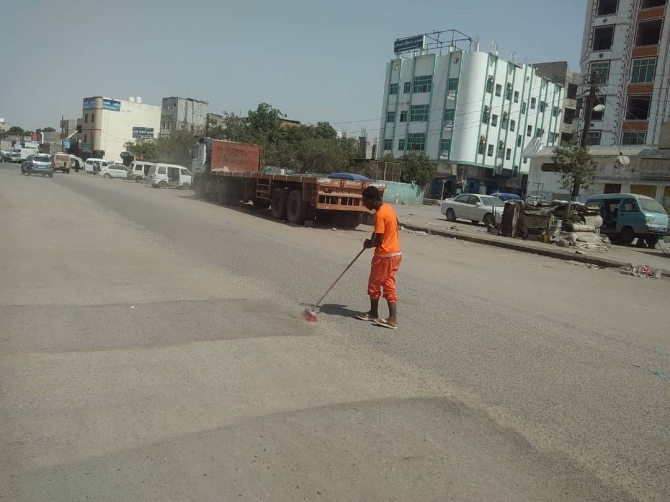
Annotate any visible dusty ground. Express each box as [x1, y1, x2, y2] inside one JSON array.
[[1, 164, 668, 501]]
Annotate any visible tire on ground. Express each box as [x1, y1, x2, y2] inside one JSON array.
[[646, 234, 659, 247], [446, 208, 456, 222], [286, 190, 307, 225], [270, 188, 289, 220], [620, 226, 635, 246], [483, 213, 495, 227], [333, 212, 362, 229]]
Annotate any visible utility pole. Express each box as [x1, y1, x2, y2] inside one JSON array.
[[575, 71, 600, 199]]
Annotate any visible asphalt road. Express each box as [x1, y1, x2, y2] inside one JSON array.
[[1, 163, 668, 501]]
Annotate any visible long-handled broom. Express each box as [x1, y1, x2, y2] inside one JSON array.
[[303, 248, 366, 322]]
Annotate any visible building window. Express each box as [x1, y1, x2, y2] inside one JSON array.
[[506, 84, 513, 100], [482, 106, 490, 124], [389, 83, 398, 95], [441, 139, 451, 152], [84, 114, 88, 123], [514, 91, 519, 103], [587, 131, 602, 145], [400, 111, 407, 122], [486, 76, 494, 93], [517, 135, 522, 147], [501, 112, 509, 128], [383, 139, 392, 151], [539, 101, 546, 112], [631, 58, 656, 83], [407, 133, 426, 151], [530, 98, 536, 109], [495, 84, 502, 97], [413, 75, 433, 93], [398, 138, 405, 150], [444, 109, 455, 122], [410, 104, 429, 122], [552, 106, 560, 117], [491, 114, 499, 127], [403, 82, 411, 93], [592, 96, 606, 121], [506, 148, 512, 160], [626, 95, 651, 120], [536, 128, 544, 137], [636, 19, 662, 46], [590, 61, 610, 84], [386, 111, 396, 123], [527, 125, 532, 137], [622, 131, 647, 145], [510, 119, 516, 132], [523, 157, 528, 164], [521, 101, 527, 114], [497, 141, 505, 159], [593, 25, 615, 51], [83, 134, 87, 143], [487, 144, 494, 157], [641, 0, 667, 7], [91, 114, 94, 123], [478, 138, 486, 155], [597, 0, 618, 16], [448, 78, 459, 91]]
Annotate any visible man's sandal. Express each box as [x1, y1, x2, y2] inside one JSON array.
[[373, 318, 398, 330], [356, 312, 376, 321]]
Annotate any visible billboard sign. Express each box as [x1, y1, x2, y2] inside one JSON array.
[[132, 127, 155, 139], [83, 98, 96, 110], [394, 35, 425, 54], [81, 144, 92, 152], [62, 138, 71, 149], [102, 99, 121, 111]]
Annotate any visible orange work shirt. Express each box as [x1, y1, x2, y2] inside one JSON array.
[[373, 203, 401, 257]]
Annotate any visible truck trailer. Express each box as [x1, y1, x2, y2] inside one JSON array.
[[191, 138, 384, 229]]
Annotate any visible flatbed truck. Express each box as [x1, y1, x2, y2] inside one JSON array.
[[191, 138, 384, 228]]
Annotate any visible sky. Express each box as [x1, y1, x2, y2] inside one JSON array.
[[0, 0, 587, 137]]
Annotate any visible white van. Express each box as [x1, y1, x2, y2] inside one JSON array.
[[148, 163, 192, 189], [84, 158, 113, 174], [129, 161, 156, 182]]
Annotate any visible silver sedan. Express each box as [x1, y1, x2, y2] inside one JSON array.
[[441, 194, 505, 226]]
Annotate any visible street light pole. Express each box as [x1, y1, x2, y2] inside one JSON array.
[[575, 71, 600, 200]]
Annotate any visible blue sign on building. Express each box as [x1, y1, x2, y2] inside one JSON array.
[[132, 127, 155, 139], [102, 99, 121, 111], [394, 35, 425, 54], [83, 98, 96, 110], [62, 138, 71, 149]]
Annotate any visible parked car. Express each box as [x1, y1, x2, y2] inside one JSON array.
[[148, 163, 192, 189], [127, 161, 156, 182], [52, 153, 72, 173], [21, 154, 54, 177], [492, 191, 521, 202], [99, 164, 129, 179], [10, 151, 22, 163], [84, 158, 113, 174], [70, 155, 84, 172], [585, 193, 668, 247], [441, 193, 505, 226]]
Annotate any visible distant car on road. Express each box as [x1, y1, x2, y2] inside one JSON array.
[[441, 194, 505, 226], [99, 164, 129, 179], [10, 152, 22, 163], [21, 154, 54, 177]]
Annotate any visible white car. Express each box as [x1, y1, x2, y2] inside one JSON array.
[[441, 193, 505, 226], [99, 164, 129, 179]]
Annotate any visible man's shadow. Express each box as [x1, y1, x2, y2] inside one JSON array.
[[300, 303, 359, 319]]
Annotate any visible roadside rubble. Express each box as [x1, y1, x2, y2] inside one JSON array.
[[619, 263, 663, 279]]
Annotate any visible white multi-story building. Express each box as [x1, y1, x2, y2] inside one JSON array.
[[79, 96, 161, 160], [580, 0, 670, 146], [160, 97, 209, 137], [379, 37, 565, 197]]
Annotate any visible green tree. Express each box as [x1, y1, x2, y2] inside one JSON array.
[[124, 139, 158, 160], [155, 126, 203, 166], [247, 103, 284, 144], [221, 113, 251, 143], [380, 153, 396, 162], [552, 145, 597, 199], [398, 151, 435, 187], [42, 127, 56, 132], [7, 126, 24, 136]]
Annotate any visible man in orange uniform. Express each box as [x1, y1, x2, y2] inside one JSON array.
[[357, 186, 401, 329]]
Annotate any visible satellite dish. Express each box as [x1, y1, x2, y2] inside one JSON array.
[[617, 155, 630, 166]]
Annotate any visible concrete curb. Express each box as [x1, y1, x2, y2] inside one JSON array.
[[400, 222, 670, 278]]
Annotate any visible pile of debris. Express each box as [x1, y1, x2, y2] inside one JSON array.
[[500, 200, 610, 252]]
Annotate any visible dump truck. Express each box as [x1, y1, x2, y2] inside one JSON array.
[[191, 138, 384, 228]]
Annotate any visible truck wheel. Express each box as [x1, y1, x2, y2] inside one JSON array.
[[333, 212, 362, 229], [286, 190, 307, 225], [270, 188, 289, 220], [252, 197, 271, 209]]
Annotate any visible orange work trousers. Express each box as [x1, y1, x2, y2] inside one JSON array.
[[367, 255, 402, 303]]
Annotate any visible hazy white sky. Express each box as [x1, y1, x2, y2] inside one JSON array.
[[0, 0, 586, 134]]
